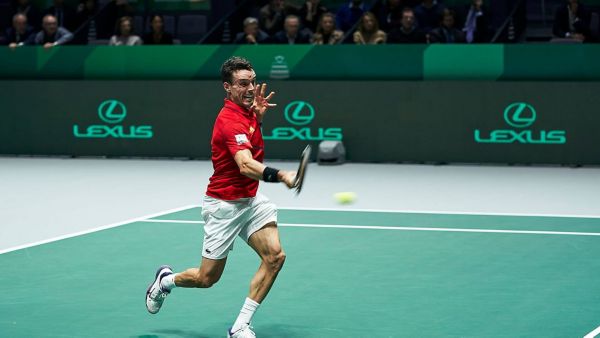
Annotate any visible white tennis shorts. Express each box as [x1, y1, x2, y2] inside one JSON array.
[[201, 193, 277, 260]]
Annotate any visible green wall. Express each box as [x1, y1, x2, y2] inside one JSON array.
[[1, 44, 600, 81], [2, 80, 599, 165]]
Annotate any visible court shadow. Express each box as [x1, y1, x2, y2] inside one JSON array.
[[136, 329, 211, 338], [255, 324, 309, 338]]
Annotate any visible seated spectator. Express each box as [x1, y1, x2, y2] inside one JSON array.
[[387, 7, 426, 43], [234, 17, 270, 44], [311, 12, 343, 44], [553, 0, 591, 42], [10, 0, 42, 30], [272, 15, 311, 44], [32, 14, 73, 48], [429, 9, 466, 43], [336, 0, 366, 32], [143, 14, 174, 45], [414, 0, 446, 33], [3, 13, 34, 48], [461, 0, 491, 43], [298, 0, 328, 33], [43, 0, 76, 31], [259, 0, 298, 35], [109, 16, 141, 45], [353, 12, 386, 44]]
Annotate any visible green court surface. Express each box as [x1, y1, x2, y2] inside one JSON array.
[[2, 207, 600, 337]]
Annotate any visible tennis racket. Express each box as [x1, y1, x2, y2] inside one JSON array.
[[293, 145, 311, 194]]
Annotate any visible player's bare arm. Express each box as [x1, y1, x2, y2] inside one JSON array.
[[234, 149, 296, 188]]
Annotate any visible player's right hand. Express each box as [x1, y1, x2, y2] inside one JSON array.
[[278, 170, 297, 189]]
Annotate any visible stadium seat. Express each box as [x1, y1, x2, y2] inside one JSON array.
[[133, 15, 144, 35], [177, 14, 207, 44]]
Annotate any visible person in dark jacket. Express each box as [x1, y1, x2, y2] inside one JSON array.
[[553, 0, 591, 41], [387, 7, 426, 43], [272, 15, 311, 44], [143, 14, 174, 44], [430, 9, 466, 43], [2, 13, 34, 47], [234, 17, 270, 44]]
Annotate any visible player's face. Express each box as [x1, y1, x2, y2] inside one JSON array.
[[226, 69, 257, 109]]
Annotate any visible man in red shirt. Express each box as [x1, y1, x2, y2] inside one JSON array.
[[145, 57, 296, 338]]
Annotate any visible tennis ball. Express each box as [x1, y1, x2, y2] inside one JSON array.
[[333, 192, 357, 204]]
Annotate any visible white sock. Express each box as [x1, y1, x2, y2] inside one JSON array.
[[231, 297, 260, 332], [160, 273, 177, 292]]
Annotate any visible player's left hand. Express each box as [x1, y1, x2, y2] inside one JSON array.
[[252, 83, 276, 120]]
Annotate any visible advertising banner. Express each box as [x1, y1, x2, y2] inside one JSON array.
[[1, 81, 599, 165]]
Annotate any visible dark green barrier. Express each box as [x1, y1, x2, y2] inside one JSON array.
[[2, 45, 600, 80], [1, 80, 599, 165]]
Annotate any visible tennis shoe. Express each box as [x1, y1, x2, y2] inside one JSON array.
[[227, 324, 256, 338], [145, 265, 173, 314]]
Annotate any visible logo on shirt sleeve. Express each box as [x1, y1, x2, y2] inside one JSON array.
[[235, 134, 249, 145]]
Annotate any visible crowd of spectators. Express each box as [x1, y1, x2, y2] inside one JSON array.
[[236, 0, 494, 44], [1, 0, 598, 47], [0, 0, 177, 47]]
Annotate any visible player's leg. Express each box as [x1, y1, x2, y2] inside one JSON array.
[[147, 196, 242, 315], [228, 193, 283, 337], [174, 256, 227, 288], [228, 222, 285, 337], [246, 223, 286, 303], [146, 257, 227, 314]]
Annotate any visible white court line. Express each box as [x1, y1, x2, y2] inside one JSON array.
[[0, 205, 198, 255], [278, 206, 600, 219], [178, 205, 600, 219], [141, 219, 600, 237], [584, 325, 600, 338]]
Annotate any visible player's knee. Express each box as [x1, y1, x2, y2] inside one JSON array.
[[266, 250, 286, 273]]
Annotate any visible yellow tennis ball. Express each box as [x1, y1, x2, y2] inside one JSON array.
[[333, 192, 357, 204]]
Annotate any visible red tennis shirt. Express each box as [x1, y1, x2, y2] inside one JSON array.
[[206, 99, 264, 200]]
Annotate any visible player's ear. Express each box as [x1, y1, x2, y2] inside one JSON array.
[[223, 82, 231, 93]]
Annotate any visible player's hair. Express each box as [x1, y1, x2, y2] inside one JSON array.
[[221, 56, 254, 84]]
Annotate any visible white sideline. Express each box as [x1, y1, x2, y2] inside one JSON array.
[[0, 205, 198, 255], [181, 205, 600, 219], [584, 325, 600, 338], [141, 219, 600, 237]]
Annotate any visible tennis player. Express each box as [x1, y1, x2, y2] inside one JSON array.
[[145, 56, 297, 338]]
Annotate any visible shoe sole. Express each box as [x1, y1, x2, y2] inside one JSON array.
[[145, 264, 172, 314]]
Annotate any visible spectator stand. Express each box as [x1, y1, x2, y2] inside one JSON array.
[[67, 0, 211, 44], [131, 0, 210, 44], [200, 0, 376, 44]]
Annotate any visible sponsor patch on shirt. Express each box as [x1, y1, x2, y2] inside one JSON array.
[[235, 134, 249, 145]]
